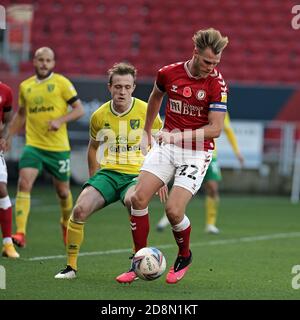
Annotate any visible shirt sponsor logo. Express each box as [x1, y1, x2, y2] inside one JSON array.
[[182, 102, 202, 116], [169, 99, 182, 114], [196, 90, 206, 100], [169, 99, 202, 117], [29, 106, 55, 113]]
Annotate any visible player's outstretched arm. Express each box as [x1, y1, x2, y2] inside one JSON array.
[[224, 125, 244, 166], [48, 99, 85, 131], [0, 109, 13, 152], [200, 111, 226, 140], [141, 84, 164, 155], [87, 138, 100, 177], [8, 106, 26, 137]]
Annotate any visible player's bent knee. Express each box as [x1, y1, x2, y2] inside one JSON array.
[[72, 204, 88, 222], [123, 198, 132, 210], [56, 189, 70, 199], [165, 205, 183, 224], [0, 184, 8, 198], [131, 191, 148, 209], [18, 178, 33, 192]]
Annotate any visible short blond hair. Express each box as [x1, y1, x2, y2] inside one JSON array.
[[34, 47, 55, 59], [192, 28, 229, 54], [108, 62, 137, 85]]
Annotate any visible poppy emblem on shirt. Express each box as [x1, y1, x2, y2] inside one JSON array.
[[183, 87, 192, 98], [196, 90, 206, 100]]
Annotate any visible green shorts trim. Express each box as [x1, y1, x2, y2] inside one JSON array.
[[83, 169, 138, 206], [19, 145, 71, 182], [203, 157, 222, 182]]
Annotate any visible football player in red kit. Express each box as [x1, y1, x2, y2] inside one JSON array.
[[0, 82, 19, 258], [116, 28, 229, 284]]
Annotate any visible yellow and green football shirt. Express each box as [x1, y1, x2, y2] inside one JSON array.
[[90, 97, 163, 175], [18, 73, 78, 151]]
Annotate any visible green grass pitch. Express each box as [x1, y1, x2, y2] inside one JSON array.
[[1, 185, 299, 300]]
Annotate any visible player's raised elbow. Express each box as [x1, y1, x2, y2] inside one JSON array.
[[77, 104, 85, 118], [72, 100, 85, 119]]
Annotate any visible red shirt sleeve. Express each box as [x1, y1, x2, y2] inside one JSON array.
[[209, 70, 228, 112], [4, 85, 13, 109], [156, 67, 167, 92]]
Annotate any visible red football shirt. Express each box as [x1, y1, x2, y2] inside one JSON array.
[[0, 82, 13, 121], [156, 61, 228, 151]]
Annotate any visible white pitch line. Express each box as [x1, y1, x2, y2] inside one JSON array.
[[27, 232, 300, 262]]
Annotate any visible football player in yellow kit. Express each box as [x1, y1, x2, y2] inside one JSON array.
[[9, 47, 84, 248], [55, 62, 162, 279]]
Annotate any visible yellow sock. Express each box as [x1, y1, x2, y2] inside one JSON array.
[[59, 191, 73, 228], [67, 219, 84, 270], [15, 191, 31, 234], [205, 196, 219, 226]]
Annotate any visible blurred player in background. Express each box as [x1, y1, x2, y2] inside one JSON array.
[[55, 62, 162, 279], [116, 28, 229, 284], [156, 112, 244, 234], [8, 47, 84, 248], [0, 82, 19, 258]]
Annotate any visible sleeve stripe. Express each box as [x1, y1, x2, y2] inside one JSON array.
[[67, 95, 79, 105], [210, 101, 227, 106], [209, 108, 227, 112], [209, 104, 227, 110]]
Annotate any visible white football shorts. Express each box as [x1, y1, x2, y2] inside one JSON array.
[[141, 143, 212, 195], [0, 152, 8, 183]]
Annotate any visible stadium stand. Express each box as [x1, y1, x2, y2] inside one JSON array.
[[0, 59, 11, 72], [1, 0, 299, 83]]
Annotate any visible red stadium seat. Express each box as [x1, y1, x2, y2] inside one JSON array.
[[4, 0, 298, 82], [19, 61, 33, 74], [0, 59, 11, 72]]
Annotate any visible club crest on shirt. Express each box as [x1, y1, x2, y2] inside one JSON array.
[[47, 84, 55, 92], [130, 119, 140, 129], [183, 86, 192, 98], [196, 90, 206, 100]]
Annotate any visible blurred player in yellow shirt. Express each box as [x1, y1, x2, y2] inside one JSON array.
[[9, 47, 84, 248], [156, 112, 244, 234], [55, 62, 162, 279], [203, 112, 244, 233]]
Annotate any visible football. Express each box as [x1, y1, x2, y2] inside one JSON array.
[[132, 247, 166, 281]]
